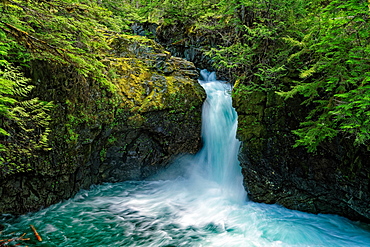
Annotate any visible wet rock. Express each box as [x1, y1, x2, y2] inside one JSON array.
[[234, 88, 370, 222]]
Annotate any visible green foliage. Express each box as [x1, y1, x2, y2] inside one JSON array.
[[100, 0, 141, 31], [278, 0, 370, 151], [157, 0, 217, 25], [102, 0, 219, 26], [0, 65, 53, 175], [0, 0, 117, 78], [331, 84, 370, 145], [0, 0, 122, 175], [165, 0, 370, 151], [0, 27, 30, 67], [201, 0, 304, 89]]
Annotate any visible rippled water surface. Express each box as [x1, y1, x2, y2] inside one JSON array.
[[2, 180, 370, 246], [2, 71, 370, 246]]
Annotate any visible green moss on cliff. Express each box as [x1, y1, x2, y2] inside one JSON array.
[[104, 34, 205, 126], [232, 84, 266, 142]]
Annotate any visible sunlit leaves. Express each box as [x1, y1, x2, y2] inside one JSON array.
[[0, 65, 53, 176]]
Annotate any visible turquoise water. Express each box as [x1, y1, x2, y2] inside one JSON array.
[[2, 71, 370, 246]]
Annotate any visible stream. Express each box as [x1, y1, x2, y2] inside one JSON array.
[[2, 70, 370, 246]]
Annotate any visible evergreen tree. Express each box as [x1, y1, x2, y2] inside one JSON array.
[[0, 0, 117, 77], [279, 0, 370, 151]]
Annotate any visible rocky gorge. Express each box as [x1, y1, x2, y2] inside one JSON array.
[[1, 19, 369, 226]]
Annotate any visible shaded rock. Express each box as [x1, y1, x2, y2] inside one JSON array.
[[234, 88, 370, 222], [134, 22, 218, 72]]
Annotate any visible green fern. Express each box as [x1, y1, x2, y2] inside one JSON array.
[[0, 65, 53, 176]]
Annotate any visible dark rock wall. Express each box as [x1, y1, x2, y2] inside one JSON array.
[[234, 88, 370, 222], [132, 22, 218, 73], [0, 34, 205, 215]]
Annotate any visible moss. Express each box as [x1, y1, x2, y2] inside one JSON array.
[[233, 84, 268, 142], [107, 136, 118, 144], [100, 148, 107, 162], [127, 114, 146, 128], [238, 115, 265, 143], [106, 35, 205, 114]]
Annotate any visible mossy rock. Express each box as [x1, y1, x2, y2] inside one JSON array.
[[0, 33, 206, 215]]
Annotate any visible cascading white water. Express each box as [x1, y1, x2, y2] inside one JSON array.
[[190, 69, 246, 204], [2, 70, 370, 246]]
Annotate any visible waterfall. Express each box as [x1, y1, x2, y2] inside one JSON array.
[[3, 70, 370, 247], [191, 69, 246, 204]]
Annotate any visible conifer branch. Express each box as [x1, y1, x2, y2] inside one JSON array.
[[0, 20, 67, 59]]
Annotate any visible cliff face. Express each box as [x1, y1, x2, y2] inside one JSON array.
[[233, 88, 370, 222], [0, 34, 205, 214]]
